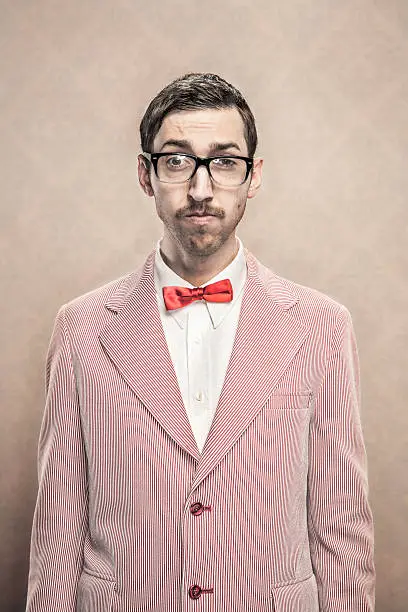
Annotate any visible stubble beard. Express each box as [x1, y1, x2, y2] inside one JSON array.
[[176, 224, 227, 258], [164, 203, 246, 259]]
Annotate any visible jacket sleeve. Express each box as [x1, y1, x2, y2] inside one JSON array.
[[307, 306, 375, 611], [26, 305, 88, 611]]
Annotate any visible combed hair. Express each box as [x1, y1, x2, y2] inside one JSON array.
[[139, 72, 258, 157]]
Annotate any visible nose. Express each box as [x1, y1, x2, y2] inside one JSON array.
[[188, 165, 214, 202]]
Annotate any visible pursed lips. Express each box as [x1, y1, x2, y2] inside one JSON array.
[[185, 212, 215, 217], [183, 213, 218, 224]]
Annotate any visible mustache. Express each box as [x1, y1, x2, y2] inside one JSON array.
[[177, 204, 224, 218]]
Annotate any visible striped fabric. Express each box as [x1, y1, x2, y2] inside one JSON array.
[[26, 247, 375, 611]]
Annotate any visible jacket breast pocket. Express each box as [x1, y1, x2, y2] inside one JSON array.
[[260, 392, 313, 451], [263, 391, 313, 411], [270, 574, 319, 611], [76, 570, 116, 612]]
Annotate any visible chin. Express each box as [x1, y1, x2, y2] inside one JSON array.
[[184, 234, 226, 257]]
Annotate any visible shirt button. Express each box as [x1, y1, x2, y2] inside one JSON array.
[[190, 502, 204, 516], [194, 337, 201, 344], [195, 391, 203, 402], [188, 585, 202, 600]]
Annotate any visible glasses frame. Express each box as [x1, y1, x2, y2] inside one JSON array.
[[142, 151, 254, 186]]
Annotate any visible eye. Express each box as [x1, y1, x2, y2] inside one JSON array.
[[165, 155, 191, 169], [212, 157, 237, 169]]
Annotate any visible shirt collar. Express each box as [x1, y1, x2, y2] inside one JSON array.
[[154, 236, 247, 329]]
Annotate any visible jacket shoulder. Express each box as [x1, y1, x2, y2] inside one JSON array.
[[255, 258, 351, 323], [59, 252, 150, 329], [63, 272, 134, 315]]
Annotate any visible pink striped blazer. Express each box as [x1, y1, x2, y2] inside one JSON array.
[[26, 247, 375, 611]]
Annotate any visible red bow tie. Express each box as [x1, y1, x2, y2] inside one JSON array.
[[163, 279, 233, 311]]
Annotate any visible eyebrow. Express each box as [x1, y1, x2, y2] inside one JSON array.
[[159, 139, 242, 154]]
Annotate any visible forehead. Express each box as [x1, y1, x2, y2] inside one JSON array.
[[153, 107, 247, 154]]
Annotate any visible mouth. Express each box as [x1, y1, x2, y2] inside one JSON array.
[[183, 214, 217, 224], [185, 212, 215, 217]]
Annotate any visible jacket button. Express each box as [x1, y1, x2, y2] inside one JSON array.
[[188, 584, 202, 599], [190, 502, 204, 516]]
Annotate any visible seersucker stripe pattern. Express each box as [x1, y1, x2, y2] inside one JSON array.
[[26, 247, 375, 611]]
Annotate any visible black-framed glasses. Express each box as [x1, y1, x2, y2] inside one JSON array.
[[142, 152, 253, 187]]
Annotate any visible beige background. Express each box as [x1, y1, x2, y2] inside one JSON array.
[[1, 1, 407, 610]]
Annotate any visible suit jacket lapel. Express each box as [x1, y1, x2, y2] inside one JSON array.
[[99, 247, 310, 479], [99, 250, 200, 461], [190, 250, 310, 491]]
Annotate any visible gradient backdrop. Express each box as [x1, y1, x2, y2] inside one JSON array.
[[1, 1, 407, 610]]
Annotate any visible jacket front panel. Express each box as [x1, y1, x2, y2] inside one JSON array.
[[26, 248, 375, 612]]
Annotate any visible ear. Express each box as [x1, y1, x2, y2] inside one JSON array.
[[247, 157, 263, 199], [137, 154, 154, 197]]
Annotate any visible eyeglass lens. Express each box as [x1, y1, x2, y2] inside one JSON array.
[[156, 154, 247, 186]]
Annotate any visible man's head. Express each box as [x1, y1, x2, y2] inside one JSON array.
[[138, 73, 263, 260]]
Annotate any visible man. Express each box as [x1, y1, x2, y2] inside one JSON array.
[[26, 72, 375, 611]]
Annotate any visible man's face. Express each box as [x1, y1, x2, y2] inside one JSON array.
[[138, 107, 262, 258]]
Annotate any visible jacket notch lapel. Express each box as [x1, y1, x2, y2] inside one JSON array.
[[191, 251, 310, 491], [99, 251, 200, 461]]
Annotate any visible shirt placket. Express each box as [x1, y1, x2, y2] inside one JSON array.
[[186, 304, 210, 452]]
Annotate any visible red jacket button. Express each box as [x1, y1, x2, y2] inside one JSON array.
[[189, 584, 202, 599], [190, 502, 204, 516]]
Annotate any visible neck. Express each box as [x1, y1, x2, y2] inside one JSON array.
[[160, 234, 239, 287]]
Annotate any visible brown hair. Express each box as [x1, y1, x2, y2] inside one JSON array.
[[139, 72, 258, 157]]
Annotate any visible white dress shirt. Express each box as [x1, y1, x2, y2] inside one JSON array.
[[154, 236, 248, 452]]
